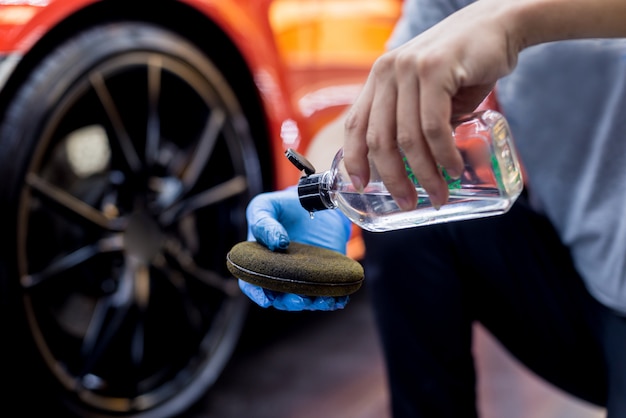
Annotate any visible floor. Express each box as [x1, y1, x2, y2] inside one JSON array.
[[185, 288, 606, 418]]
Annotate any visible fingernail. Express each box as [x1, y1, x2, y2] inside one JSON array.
[[350, 175, 364, 193], [276, 232, 289, 250], [429, 190, 445, 210], [396, 196, 416, 211], [260, 227, 289, 251], [447, 169, 462, 180]]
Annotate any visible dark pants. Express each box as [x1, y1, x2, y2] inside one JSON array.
[[362, 194, 626, 418]]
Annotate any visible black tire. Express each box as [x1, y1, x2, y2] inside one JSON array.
[[0, 22, 262, 418]]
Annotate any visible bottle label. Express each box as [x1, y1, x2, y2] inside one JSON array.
[[398, 112, 522, 205], [404, 157, 461, 203], [491, 118, 521, 194], [404, 157, 461, 189]]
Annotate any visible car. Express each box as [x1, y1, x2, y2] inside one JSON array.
[[0, 1, 401, 416]]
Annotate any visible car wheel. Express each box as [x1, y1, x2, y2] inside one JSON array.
[[0, 22, 262, 417]]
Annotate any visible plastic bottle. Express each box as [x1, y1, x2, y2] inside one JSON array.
[[286, 110, 524, 232]]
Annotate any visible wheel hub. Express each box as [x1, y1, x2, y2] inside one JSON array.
[[124, 212, 164, 262]]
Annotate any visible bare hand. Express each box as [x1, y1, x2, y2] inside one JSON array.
[[343, 1, 520, 210]]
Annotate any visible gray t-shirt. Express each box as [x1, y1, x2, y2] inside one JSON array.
[[389, 0, 626, 315]]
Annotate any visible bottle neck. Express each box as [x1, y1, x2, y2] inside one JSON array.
[[297, 171, 335, 212]]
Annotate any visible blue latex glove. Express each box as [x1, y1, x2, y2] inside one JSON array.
[[238, 186, 353, 311]]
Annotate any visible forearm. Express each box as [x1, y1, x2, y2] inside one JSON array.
[[490, 0, 626, 52]]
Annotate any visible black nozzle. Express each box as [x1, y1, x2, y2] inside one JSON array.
[[284, 148, 331, 212], [285, 148, 316, 176], [297, 173, 328, 212]]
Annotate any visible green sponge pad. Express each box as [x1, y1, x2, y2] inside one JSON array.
[[226, 241, 364, 297]]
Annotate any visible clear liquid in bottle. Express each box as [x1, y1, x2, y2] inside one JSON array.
[[288, 110, 524, 232]]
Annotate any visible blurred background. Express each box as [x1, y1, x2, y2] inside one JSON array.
[[182, 287, 605, 418]]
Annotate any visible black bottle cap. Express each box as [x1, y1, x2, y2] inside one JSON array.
[[297, 173, 328, 212], [285, 148, 332, 212], [285, 148, 316, 176]]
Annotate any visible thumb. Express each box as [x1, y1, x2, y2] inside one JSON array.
[[246, 191, 292, 251], [249, 217, 289, 251]]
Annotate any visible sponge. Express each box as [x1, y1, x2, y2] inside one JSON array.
[[226, 241, 364, 297]]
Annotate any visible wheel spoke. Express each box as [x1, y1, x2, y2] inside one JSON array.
[[21, 234, 124, 289], [152, 254, 204, 331], [79, 295, 126, 380], [79, 257, 141, 380], [146, 56, 162, 166], [90, 71, 142, 173], [180, 109, 225, 192], [128, 263, 150, 370], [163, 238, 239, 296], [26, 173, 126, 231], [159, 175, 248, 226], [130, 316, 145, 372]]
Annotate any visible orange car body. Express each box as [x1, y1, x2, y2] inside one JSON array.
[[0, 0, 400, 187], [0, 0, 400, 258]]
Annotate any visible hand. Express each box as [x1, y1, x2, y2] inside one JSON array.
[[237, 281, 349, 311], [239, 187, 352, 311], [343, 0, 522, 211]]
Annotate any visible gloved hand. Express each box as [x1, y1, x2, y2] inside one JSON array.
[[238, 186, 353, 311]]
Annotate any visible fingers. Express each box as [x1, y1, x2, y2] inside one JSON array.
[[345, 56, 419, 211], [418, 63, 464, 181], [272, 294, 348, 311], [345, 47, 461, 210], [395, 52, 449, 209], [343, 76, 374, 193], [238, 280, 272, 308], [246, 194, 290, 251], [250, 218, 289, 251], [413, 60, 465, 207], [368, 56, 420, 210], [238, 280, 349, 311]]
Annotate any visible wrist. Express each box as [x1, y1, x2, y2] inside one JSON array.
[[504, 0, 626, 51]]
